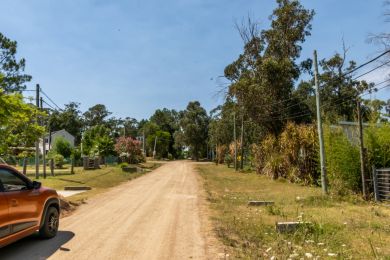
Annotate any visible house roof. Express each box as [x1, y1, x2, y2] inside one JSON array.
[[45, 129, 75, 138]]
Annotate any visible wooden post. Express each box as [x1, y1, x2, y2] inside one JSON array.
[[50, 158, 55, 176], [22, 158, 27, 175], [240, 114, 244, 170], [71, 158, 74, 174], [357, 100, 367, 199], [35, 84, 40, 179], [372, 165, 379, 202]]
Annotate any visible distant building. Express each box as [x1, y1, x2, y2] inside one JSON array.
[[39, 129, 75, 154], [332, 121, 380, 145]]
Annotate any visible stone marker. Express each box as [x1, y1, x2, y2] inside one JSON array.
[[248, 201, 275, 206], [64, 186, 92, 191], [276, 221, 311, 233], [122, 166, 139, 173]]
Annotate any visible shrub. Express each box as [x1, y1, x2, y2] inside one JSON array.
[[216, 144, 228, 164], [365, 123, 390, 169], [52, 137, 72, 158], [324, 125, 361, 193], [253, 123, 318, 184], [167, 153, 173, 160], [71, 148, 81, 161], [118, 162, 129, 169], [229, 140, 242, 164], [114, 137, 145, 164], [224, 154, 233, 167], [53, 154, 65, 169]]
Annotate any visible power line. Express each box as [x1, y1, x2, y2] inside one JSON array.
[[342, 49, 390, 77], [40, 89, 62, 110], [42, 99, 56, 110], [352, 60, 390, 80], [262, 80, 390, 122]]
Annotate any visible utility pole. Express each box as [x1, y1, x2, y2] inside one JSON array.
[[233, 111, 237, 171], [143, 131, 146, 155], [40, 97, 47, 179], [153, 136, 157, 159], [313, 50, 328, 194], [357, 99, 367, 199], [240, 114, 244, 170], [35, 84, 40, 179]]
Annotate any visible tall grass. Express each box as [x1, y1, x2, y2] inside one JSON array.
[[365, 123, 390, 169], [324, 125, 361, 194]]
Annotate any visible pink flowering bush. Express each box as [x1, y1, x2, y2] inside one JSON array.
[[114, 137, 145, 164]]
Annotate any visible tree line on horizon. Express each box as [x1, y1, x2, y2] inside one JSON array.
[[1, 0, 390, 195]]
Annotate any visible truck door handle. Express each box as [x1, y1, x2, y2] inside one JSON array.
[[10, 199, 18, 207]]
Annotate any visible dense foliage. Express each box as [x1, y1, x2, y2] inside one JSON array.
[[114, 136, 145, 164]]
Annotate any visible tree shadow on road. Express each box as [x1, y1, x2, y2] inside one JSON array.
[[0, 231, 75, 259]]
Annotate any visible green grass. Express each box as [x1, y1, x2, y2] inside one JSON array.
[[15, 162, 161, 203], [198, 164, 390, 259]]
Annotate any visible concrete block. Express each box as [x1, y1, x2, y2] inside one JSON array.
[[64, 186, 92, 191], [248, 201, 275, 206], [276, 221, 311, 233]]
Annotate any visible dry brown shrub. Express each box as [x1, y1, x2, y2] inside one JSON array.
[[252, 122, 319, 184], [216, 144, 228, 164]]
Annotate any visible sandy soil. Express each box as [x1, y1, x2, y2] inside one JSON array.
[[1, 161, 220, 260]]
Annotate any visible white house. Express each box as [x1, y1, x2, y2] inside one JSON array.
[[39, 129, 75, 154]]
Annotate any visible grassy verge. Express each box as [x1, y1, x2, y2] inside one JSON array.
[[15, 161, 161, 203], [198, 164, 390, 259]]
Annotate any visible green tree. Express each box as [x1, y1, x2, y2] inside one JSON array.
[[81, 125, 114, 157], [0, 89, 45, 155], [83, 104, 112, 128], [224, 0, 315, 136], [48, 102, 84, 144], [96, 135, 115, 159], [149, 108, 180, 157], [138, 121, 160, 155], [176, 101, 209, 161], [52, 136, 72, 158], [0, 33, 32, 92], [147, 130, 171, 158]]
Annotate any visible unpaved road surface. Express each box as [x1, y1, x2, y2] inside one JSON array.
[[1, 161, 218, 260]]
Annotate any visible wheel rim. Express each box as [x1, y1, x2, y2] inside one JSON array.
[[48, 213, 59, 233]]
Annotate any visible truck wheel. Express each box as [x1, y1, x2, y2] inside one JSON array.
[[39, 207, 59, 239]]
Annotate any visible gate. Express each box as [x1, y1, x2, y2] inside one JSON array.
[[372, 166, 390, 202]]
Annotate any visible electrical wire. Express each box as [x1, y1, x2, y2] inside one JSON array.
[[352, 60, 390, 80], [40, 89, 62, 110], [261, 80, 390, 122], [42, 99, 56, 110], [342, 49, 390, 77]]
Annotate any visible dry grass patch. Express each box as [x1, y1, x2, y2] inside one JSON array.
[[198, 164, 390, 259]]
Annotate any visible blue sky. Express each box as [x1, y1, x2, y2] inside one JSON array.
[[0, 0, 389, 119]]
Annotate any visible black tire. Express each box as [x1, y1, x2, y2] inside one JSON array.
[[39, 207, 59, 239]]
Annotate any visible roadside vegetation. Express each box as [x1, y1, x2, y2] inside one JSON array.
[[16, 162, 160, 204], [198, 164, 390, 259]]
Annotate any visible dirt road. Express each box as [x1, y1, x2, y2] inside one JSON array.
[[1, 161, 219, 260]]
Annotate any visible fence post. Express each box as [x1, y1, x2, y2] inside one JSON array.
[[50, 159, 55, 176], [372, 165, 379, 202], [22, 158, 27, 175], [71, 158, 74, 174]]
